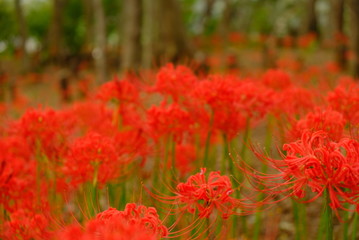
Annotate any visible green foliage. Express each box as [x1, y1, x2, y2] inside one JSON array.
[[63, 0, 85, 53], [103, 0, 121, 35], [0, 1, 15, 43], [249, 1, 276, 34], [26, 1, 51, 41]]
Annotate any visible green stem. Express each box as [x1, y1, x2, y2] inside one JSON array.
[[240, 118, 251, 161], [253, 115, 272, 240], [300, 204, 307, 239], [317, 204, 326, 240], [92, 165, 99, 187], [237, 118, 251, 237], [292, 200, 302, 240], [324, 189, 333, 240], [203, 113, 214, 168], [120, 181, 127, 209], [352, 212, 358, 240], [85, 183, 99, 218], [207, 216, 214, 240], [171, 135, 177, 178], [203, 129, 212, 167], [222, 133, 229, 173], [343, 203, 350, 240]]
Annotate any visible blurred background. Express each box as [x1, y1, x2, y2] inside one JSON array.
[[0, 0, 359, 105]]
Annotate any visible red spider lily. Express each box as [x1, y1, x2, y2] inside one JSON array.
[[287, 108, 346, 142], [12, 108, 75, 160], [146, 101, 193, 142], [63, 132, 128, 187], [149, 63, 198, 102], [242, 130, 359, 217], [0, 137, 35, 212], [327, 77, 359, 125], [190, 75, 272, 139], [262, 69, 292, 91], [96, 75, 139, 105], [297, 33, 317, 48], [1, 209, 51, 240], [175, 143, 196, 177], [270, 86, 314, 119], [57, 204, 167, 240], [69, 101, 116, 136], [150, 168, 240, 220], [114, 128, 149, 162], [115, 104, 145, 129]]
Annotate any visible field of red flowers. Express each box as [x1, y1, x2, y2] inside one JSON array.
[[1, 59, 359, 239]]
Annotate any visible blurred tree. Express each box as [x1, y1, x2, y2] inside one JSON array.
[[305, 0, 320, 37], [63, 0, 85, 55], [82, 0, 93, 52], [48, 0, 66, 63], [142, 0, 192, 68], [121, 0, 142, 73], [156, 0, 192, 63], [0, 1, 15, 54], [26, 2, 51, 45], [14, 0, 29, 72], [350, 0, 359, 77], [92, 0, 107, 83], [332, 0, 347, 70], [142, 0, 156, 68]]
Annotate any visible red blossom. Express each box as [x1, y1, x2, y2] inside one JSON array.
[[191, 75, 272, 139], [327, 77, 359, 125], [1, 209, 51, 240], [57, 204, 167, 240], [149, 63, 198, 102], [96, 75, 139, 104], [244, 130, 359, 217], [12, 108, 74, 160], [146, 101, 193, 142], [287, 108, 346, 142], [63, 132, 125, 187], [150, 168, 239, 220], [262, 69, 292, 91]]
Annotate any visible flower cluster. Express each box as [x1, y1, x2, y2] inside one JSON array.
[[58, 204, 168, 240]]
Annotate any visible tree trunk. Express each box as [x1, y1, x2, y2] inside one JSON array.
[[306, 0, 320, 37], [48, 0, 65, 64], [350, 0, 359, 78], [332, 0, 347, 70], [121, 0, 142, 73], [92, 0, 107, 84], [201, 0, 215, 32], [82, 0, 93, 53], [218, 0, 233, 70], [14, 0, 29, 72], [142, 0, 157, 68], [156, 0, 192, 64]]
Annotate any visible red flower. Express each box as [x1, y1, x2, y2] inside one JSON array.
[[63, 132, 125, 187], [96, 75, 139, 104], [244, 130, 359, 217], [69, 101, 115, 136], [151, 168, 239, 220], [146, 101, 193, 142], [262, 69, 292, 91], [191, 75, 272, 139], [327, 77, 359, 125], [287, 108, 346, 142], [12, 108, 75, 160], [2, 209, 51, 240], [175, 143, 196, 177], [270, 86, 314, 119], [150, 63, 198, 102], [57, 204, 167, 240]]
